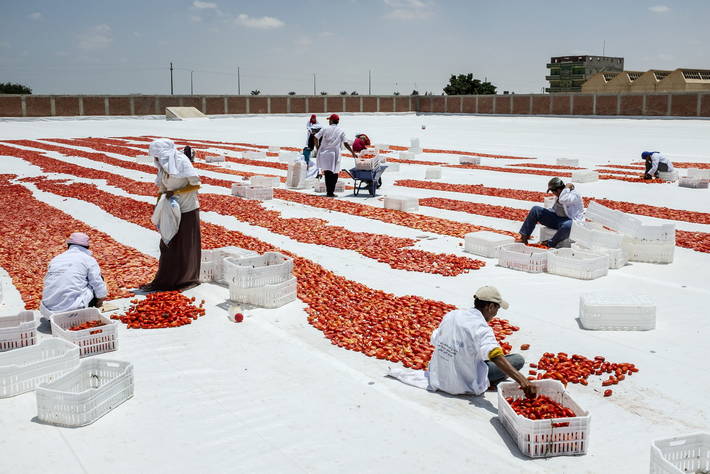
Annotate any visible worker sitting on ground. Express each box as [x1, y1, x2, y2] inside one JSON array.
[[428, 286, 536, 398], [352, 133, 371, 155], [518, 177, 584, 248], [41, 232, 107, 314], [642, 151, 674, 179]]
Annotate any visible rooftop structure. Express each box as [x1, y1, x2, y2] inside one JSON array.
[[546, 55, 624, 93], [581, 68, 710, 93]]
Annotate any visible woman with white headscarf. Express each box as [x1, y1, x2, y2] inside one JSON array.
[[140, 138, 202, 291]]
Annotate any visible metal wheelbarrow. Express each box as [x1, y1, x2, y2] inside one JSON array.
[[345, 165, 388, 196]]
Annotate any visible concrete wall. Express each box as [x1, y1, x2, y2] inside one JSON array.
[[1, 93, 709, 118]]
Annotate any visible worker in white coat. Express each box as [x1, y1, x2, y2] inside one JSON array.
[[41, 232, 107, 313], [642, 151, 674, 179], [314, 114, 357, 197], [518, 177, 584, 248], [428, 286, 535, 398]]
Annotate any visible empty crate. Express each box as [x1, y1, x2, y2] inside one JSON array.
[[571, 170, 598, 183], [268, 146, 280, 153], [570, 221, 624, 249], [498, 243, 549, 273], [657, 170, 679, 182], [464, 231, 515, 258], [213, 247, 258, 284], [0, 339, 80, 398], [224, 252, 294, 289], [36, 359, 134, 427], [314, 180, 345, 193], [623, 237, 675, 264], [498, 380, 590, 458], [579, 291, 655, 330], [571, 243, 628, 269], [250, 175, 281, 188], [425, 167, 442, 179], [0, 311, 38, 352], [286, 160, 307, 189], [200, 249, 217, 282], [538, 226, 557, 242], [399, 151, 414, 160], [650, 433, 710, 474], [386, 163, 400, 173], [678, 177, 708, 189], [135, 155, 154, 165], [50, 308, 118, 358], [231, 183, 274, 200], [556, 158, 579, 167], [459, 156, 481, 165], [245, 150, 267, 160], [547, 248, 609, 280], [355, 156, 383, 170], [228, 276, 297, 309], [204, 155, 225, 163], [384, 195, 419, 212], [686, 168, 710, 181], [543, 196, 556, 209]]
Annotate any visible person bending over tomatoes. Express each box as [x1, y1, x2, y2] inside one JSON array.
[[641, 151, 674, 179], [428, 286, 536, 398]]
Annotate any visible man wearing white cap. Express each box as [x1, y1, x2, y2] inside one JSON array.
[[41, 232, 108, 313], [427, 286, 535, 398]]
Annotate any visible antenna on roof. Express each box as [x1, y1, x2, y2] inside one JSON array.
[[602, 40, 606, 56]]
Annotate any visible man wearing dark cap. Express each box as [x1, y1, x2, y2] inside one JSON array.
[[641, 151, 673, 179], [314, 114, 357, 197], [518, 177, 584, 248]]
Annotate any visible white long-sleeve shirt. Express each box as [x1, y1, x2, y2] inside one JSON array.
[[427, 308, 500, 395], [557, 188, 585, 222], [648, 152, 674, 176], [315, 124, 350, 173], [41, 245, 108, 313]]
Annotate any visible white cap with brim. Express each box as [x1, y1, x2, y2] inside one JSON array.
[[474, 286, 509, 310]]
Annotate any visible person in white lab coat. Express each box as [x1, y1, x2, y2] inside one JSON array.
[[314, 114, 357, 197], [41, 232, 108, 313], [642, 151, 674, 179], [428, 286, 535, 398], [518, 177, 584, 248]]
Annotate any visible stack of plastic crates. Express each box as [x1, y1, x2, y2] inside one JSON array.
[[201, 247, 258, 285], [36, 359, 133, 427], [556, 158, 579, 167], [226, 252, 297, 309], [0, 339, 80, 398], [579, 291, 656, 330], [498, 243, 549, 273], [383, 195, 419, 212], [570, 221, 628, 269], [200, 249, 217, 283], [425, 167, 442, 179], [650, 433, 710, 474], [355, 156, 382, 170], [498, 380, 590, 458], [658, 170, 679, 182], [678, 176, 708, 189], [686, 168, 710, 182], [0, 311, 38, 352], [286, 160, 308, 189], [50, 308, 118, 358], [571, 170, 598, 183], [464, 231, 514, 258], [231, 183, 274, 200], [547, 248, 609, 280], [314, 180, 345, 193], [250, 175, 281, 188], [459, 156, 481, 165]]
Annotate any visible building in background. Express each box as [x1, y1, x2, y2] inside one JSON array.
[[582, 68, 710, 93], [546, 55, 624, 93], [629, 70, 672, 93]]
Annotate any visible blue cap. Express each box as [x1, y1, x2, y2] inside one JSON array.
[[641, 151, 652, 159]]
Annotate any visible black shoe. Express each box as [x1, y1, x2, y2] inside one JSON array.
[[326, 193, 336, 197]]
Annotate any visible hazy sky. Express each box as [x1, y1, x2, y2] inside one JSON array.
[[1, 0, 708, 95]]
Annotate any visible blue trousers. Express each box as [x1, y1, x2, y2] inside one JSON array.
[[519, 206, 572, 246], [485, 354, 525, 384]]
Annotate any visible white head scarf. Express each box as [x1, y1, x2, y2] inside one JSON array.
[[148, 138, 198, 178]]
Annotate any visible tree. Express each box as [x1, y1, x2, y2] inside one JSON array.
[[0, 82, 32, 94], [250, 90, 261, 95], [411, 89, 419, 96], [288, 91, 296, 95], [443, 74, 497, 95], [350, 91, 359, 95], [320, 91, 328, 95], [339, 91, 347, 95]]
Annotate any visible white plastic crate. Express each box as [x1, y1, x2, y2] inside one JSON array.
[[383, 195, 419, 212], [0, 311, 38, 352], [686, 168, 710, 181], [678, 176, 709, 189], [286, 160, 308, 189], [386, 162, 400, 173], [313, 180, 345, 193], [623, 237, 675, 264], [547, 248, 609, 280], [245, 150, 267, 160], [231, 183, 274, 200], [213, 247, 258, 284], [464, 231, 515, 258], [224, 252, 294, 289], [556, 158, 579, 167], [229, 276, 297, 308], [250, 175, 281, 188], [657, 170, 679, 182], [355, 156, 382, 170], [36, 359, 133, 427], [268, 145, 280, 153], [498, 243, 549, 273], [204, 155, 225, 163], [279, 151, 299, 163], [570, 221, 624, 249], [498, 379, 590, 458], [0, 339, 79, 398], [571, 170, 598, 183], [425, 167, 442, 179], [650, 433, 710, 474], [579, 291, 655, 330], [571, 243, 628, 269], [543, 196, 557, 209], [50, 308, 118, 358], [410, 137, 421, 150], [459, 156, 481, 165], [136, 155, 155, 165], [399, 151, 414, 160], [587, 201, 675, 242], [199, 249, 217, 283], [538, 226, 557, 242]]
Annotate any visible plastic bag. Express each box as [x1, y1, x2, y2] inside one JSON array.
[[151, 195, 182, 245]]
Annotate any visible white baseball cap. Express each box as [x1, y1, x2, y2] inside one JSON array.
[[474, 286, 509, 310]]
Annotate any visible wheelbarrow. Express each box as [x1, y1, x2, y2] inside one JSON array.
[[345, 165, 388, 196]]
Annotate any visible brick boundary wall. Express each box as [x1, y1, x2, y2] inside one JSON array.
[[1, 93, 708, 118]]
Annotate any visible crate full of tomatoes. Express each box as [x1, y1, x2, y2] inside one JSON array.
[[497, 379, 590, 458]]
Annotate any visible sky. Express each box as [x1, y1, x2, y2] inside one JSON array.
[[0, 0, 708, 95]]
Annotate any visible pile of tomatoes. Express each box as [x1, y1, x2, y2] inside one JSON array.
[[69, 320, 106, 331], [506, 395, 576, 420], [113, 292, 206, 329], [530, 352, 638, 390]]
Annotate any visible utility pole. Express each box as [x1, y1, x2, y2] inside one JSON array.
[[190, 70, 194, 95], [313, 73, 316, 95], [368, 70, 371, 95], [170, 62, 174, 95], [602, 40, 606, 56], [237, 66, 241, 95]]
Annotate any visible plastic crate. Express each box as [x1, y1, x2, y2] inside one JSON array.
[[543, 196, 557, 209], [579, 291, 655, 330], [231, 183, 274, 200], [571, 170, 598, 183], [355, 156, 383, 170], [313, 180, 345, 193], [136, 155, 155, 165], [557, 158, 579, 167], [204, 155, 225, 163], [229, 276, 297, 308], [623, 237, 675, 264], [36, 359, 133, 427], [245, 150, 267, 160], [250, 175, 281, 188], [383, 195, 419, 212], [650, 433, 710, 474], [464, 231, 515, 258], [539, 226, 557, 242], [571, 243, 628, 269], [286, 160, 308, 189], [686, 168, 710, 181], [425, 167, 442, 179], [679, 177, 709, 189], [586, 201, 642, 237], [0, 339, 80, 398], [399, 151, 414, 160], [547, 248, 609, 280], [498, 243, 549, 273], [387, 162, 400, 173], [570, 221, 624, 249], [498, 380, 590, 458], [374, 143, 388, 150], [50, 308, 118, 358], [213, 247, 258, 284], [224, 252, 294, 289], [0, 311, 38, 352], [199, 249, 217, 283], [268, 145, 280, 153], [459, 156, 481, 165], [657, 170, 679, 182]]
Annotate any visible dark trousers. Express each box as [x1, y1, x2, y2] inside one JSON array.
[[485, 354, 525, 384], [323, 170, 339, 196], [645, 160, 669, 178], [519, 206, 572, 247]]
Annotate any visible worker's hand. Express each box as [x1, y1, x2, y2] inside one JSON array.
[[95, 298, 105, 309], [643, 174, 652, 180], [566, 183, 575, 190], [520, 379, 537, 399]]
